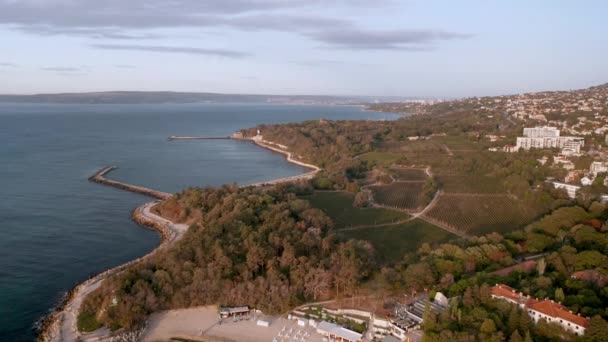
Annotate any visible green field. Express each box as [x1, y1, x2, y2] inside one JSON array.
[[432, 135, 488, 150], [303, 191, 409, 228], [389, 167, 427, 181], [358, 152, 402, 166], [339, 219, 455, 263]]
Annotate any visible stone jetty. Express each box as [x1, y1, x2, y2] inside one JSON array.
[[88, 166, 172, 200]]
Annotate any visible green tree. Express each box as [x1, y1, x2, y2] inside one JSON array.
[[422, 301, 437, 332], [519, 310, 531, 333], [586, 315, 608, 342], [480, 319, 497, 336], [463, 287, 475, 308], [509, 330, 522, 342], [555, 288, 565, 303], [508, 306, 520, 334], [479, 283, 491, 305]]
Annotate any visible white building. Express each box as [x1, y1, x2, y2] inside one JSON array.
[[523, 126, 560, 138], [515, 127, 584, 152], [581, 176, 594, 186], [551, 181, 581, 199], [526, 299, 588, 336], [516, 136, 584, 151], [590, 161, 608, 175]]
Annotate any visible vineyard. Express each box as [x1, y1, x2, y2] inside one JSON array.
[[436, 174, 505, 193], [369, 182, 426, 211], [389, 167, 428, 181], [339, 219, 455, 263], [423, 193, 542, 235], [303, 191, 409, 228]]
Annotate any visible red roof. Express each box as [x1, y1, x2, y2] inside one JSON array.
[[527, 300, 589, 328], [571, 270, 608, 287], [492, 284, 589, 328], [490, 284, 523, 303]]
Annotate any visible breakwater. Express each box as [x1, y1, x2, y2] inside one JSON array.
[[88, 166, 172, 200], [167, 135, 231, 141]]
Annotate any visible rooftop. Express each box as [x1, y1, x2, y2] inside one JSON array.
[[490, 284, 524, 303], [527, 299, 589, 328], [316, 321, 362, 342]]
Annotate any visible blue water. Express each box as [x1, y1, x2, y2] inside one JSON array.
[[0, 102, 399, 341]]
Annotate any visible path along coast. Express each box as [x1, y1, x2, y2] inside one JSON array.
[[37, 137, 321, 342]]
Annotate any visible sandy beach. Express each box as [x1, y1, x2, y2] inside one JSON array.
[[246, 136, 320, 186]]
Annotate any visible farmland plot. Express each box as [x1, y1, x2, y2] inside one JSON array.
[[423, 193, 541, 235], [369, 182, 425, 211]]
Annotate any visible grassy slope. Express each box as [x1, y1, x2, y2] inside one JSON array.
[[303, 191, 409, 228]]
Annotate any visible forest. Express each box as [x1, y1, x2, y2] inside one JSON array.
[[80, 184, 374, 330]]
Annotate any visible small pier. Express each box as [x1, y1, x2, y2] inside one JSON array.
[[89, 166, 172, 200], [167, 136, 232, 141]]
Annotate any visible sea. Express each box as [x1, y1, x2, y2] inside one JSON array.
[[0, 102, 400, 341]]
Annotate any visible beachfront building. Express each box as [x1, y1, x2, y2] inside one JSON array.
[[219, 306, 250, 319], [316, 321, 362, 342], [491, 284, 589, 336], [390, 292, 449, 340]]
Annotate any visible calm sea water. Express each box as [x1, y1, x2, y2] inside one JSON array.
[[0, 102, 399, 341]]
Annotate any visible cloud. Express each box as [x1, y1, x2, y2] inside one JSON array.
[[16, 25, 162, 39], [41, 66, 82, 72], [290, 59, 375, 67], [0, 0, 373, 39], [0, 62, 17, 67], [0, 1, 469, 51], [41, 66, 87, 76], [0, 1, 355, 30], [310, 29, 472, 50], [114, 64, 136, 69], [92, 44, 250, 58]]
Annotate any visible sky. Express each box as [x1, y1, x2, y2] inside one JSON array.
[[0, 0, 607, 98]]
